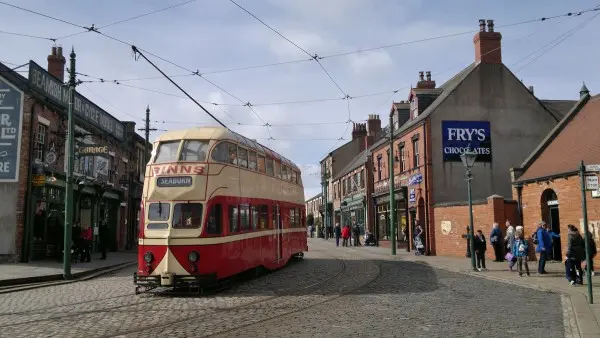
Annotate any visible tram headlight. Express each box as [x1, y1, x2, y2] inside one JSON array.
[[144, 252, 153, 263], [188, 251, 199, 263]]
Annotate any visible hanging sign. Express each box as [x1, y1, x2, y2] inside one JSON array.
[[0, 75, 24, 182], [79, 145, 109, 156]]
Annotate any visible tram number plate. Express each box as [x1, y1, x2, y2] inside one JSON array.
[[156, 176, 193, 187]]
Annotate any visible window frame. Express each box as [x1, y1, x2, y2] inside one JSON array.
[[172, 203, 203, 229], [266, 157, 274, 176], [257, 154, 266, 173], [237, 146, 249, 168], [179, 140, 209, 162], [205, 203, 222, 235], [248, 150, 257, 170], [229, 205, 239, 233], [154, 140, 181, 164], [413, 139, 420, 168], [239, 204, 250, 231]]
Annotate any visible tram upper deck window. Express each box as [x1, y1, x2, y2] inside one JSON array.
[[154, 141, 180, 164], [257, 154, 266, 173], [211, 141, 238, 165], [248, 151, 257, 170], [266, 157, 274, 176], [238, 147, 248, 168], [291, 170, 297, 184], [172, 203, 203, 229], [179, 140, 209, 162], [281, 165, 288, 181], [274, 161, 282, 179]]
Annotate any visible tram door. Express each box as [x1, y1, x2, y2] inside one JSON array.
[[274, 204, 282, 261]]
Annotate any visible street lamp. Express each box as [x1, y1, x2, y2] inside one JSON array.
[[460, 147, 478, 271]]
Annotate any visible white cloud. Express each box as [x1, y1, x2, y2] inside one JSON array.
[[349, 50, 393, 75]]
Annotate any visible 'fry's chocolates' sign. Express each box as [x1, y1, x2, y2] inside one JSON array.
[[441, 120, 491, 162]]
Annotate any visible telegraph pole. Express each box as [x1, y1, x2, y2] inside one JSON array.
[[389, 112, 396, 255], [63, 48, 77, 279], [138, 105, 157, 166]]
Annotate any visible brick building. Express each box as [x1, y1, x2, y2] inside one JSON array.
[[305, 192, 323, 228], [319, 115, 382, 234], [0, 47, 148, 262], [370, 19, 574, 257], [511, 86, 600, 265]]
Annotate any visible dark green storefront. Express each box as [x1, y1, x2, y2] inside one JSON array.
[[341, 194, 366, 233]]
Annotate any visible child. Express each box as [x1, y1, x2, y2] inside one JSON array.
[[474, 230, 487, 271], [512, 230, 530, 277]]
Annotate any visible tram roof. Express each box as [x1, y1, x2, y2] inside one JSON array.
[[155, 126, 300, 171]]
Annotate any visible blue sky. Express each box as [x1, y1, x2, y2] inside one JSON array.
[[1, 0, 598, 198]]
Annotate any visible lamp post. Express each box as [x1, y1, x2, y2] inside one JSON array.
[[63, 48, 77, 280], [321, 168, 330, 240], [460, 147, 478, 271]]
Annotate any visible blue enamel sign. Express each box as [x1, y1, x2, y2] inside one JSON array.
[[0, 75, 24, 182]]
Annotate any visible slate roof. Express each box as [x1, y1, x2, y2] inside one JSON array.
[[333, 148, 370, 181], [370, 62, 480, 151], [516, 93, 600, 182], [540, 100, 577, 120]]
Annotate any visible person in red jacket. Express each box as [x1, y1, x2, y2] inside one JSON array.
[[80, 224, 92, 262], [341, 225, 351, 247]]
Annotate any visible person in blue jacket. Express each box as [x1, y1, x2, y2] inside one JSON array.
[[535, 221, 553, 274]]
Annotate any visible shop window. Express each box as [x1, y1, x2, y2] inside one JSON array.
[[266, 158, 274, 176], [229, 205, 239, 233], [172, 203, 203, 229], [240, 204, 250, 231], [148, 202, 169, 221], [179, 140, 209, 161], [248, 151, 257, 170], [257, 155, 266, 173], [154, 141, 180, 164], [206, 204, 222, 235], [237, 147, 248, 168]]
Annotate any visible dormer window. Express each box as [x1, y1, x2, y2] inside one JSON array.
[[411, 99, 419, 119]]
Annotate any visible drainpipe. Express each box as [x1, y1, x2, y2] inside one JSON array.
[[21, 102, 37, 262], [516, 184, 524, 225], [423, 122, 431, 255]]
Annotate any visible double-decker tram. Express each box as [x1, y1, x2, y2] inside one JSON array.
[[133, 127, 307, 293]]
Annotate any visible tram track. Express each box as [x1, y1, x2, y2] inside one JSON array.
[[0, 249, 346, 332]]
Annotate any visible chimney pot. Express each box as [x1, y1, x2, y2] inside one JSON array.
[[418, 71, 424, 81], [479, 19, 486, 32], [51, 46, 57, 56], [528, 86, 534, 94], [57, 46, 63, 56], [426, 71, 431, 81], [487, 19, 494, 32]]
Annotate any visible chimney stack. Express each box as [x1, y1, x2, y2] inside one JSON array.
[[473, 19, 502, 64], [366, 114, 382, 137], [47, 45, 66, 81], [352, 122, 367, 140], [416, 70, 436, 89], [528, 86, 534, 94]]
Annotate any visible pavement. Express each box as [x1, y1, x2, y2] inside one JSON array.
[[0, 251, 137, 287], [0, 239, 577, 337]]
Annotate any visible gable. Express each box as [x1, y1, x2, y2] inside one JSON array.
[[517, 94, 599, 182]]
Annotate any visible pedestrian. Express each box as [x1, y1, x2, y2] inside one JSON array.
[[504, 224, 516, 271], [334, 223, 341, 247], [308, 224, 313, 238], [512, 229, 530, 277], [585, 230, 597, 277], [534, 221, 552, 274], [80, 224, 92, 263], [490, 223, 503, 262], [474, 229, 487, 271], [341, 225, 351, 247], [565, 224, 585, 286], [353, 223, 362, 246], [99, 220, 108, 260]]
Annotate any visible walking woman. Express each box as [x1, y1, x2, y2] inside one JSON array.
[[341, 225, 351, 247], [505, 225, 516, 271]]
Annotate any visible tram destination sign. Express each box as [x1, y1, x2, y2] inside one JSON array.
[[156, 176, 193, 187], [28, 61, 125, 141], [441, 120, 492, 162]]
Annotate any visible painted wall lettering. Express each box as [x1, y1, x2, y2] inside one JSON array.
[[441, 120, 492, 162]]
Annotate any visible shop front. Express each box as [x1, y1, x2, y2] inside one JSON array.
[[372, 187, 408, 246], [341, 195, 366, 234]]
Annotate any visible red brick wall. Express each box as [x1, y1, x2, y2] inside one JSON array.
[[434, 195, 518, 259], [515, 176, 600, 266]]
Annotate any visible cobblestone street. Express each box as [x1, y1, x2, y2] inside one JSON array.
[[0, 239, 567, 337]]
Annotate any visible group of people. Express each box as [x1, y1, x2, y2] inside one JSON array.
[[335, 223, 364, 247], [474, 220, 597, 286], [68, 221, 109, 263]]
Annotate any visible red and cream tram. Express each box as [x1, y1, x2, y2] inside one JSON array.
[[133, 127, 307, 292]]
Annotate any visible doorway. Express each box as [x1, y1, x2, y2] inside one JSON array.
[[541, 189, 561, 261]]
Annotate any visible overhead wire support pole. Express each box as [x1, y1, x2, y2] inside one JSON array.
[[138, 105, 157, 167], [63, 48, 77, 280], [130, 46, 228, 129]]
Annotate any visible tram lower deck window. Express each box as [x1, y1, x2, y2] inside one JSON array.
[[172, 203, 203, 229], [148, 203, 170, 221], [206, 204, 222, 235]]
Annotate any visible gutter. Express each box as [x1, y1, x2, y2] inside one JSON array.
[[512, 170, 578, 185]]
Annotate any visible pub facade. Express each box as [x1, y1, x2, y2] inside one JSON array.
[[0, 47, 148, 262]]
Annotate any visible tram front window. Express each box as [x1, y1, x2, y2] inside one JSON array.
[[154, 141, 180, 164], [179, 140, 209, 161], [173, 203, 203, 229]]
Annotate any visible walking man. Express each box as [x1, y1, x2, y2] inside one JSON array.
[[490, 223, 503, 262], [99, 220, 108, 260], [334, 223, 341, 247]]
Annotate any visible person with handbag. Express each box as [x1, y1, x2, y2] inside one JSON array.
[[504, 224, 516, 271], [512, 229, 530, 276]]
